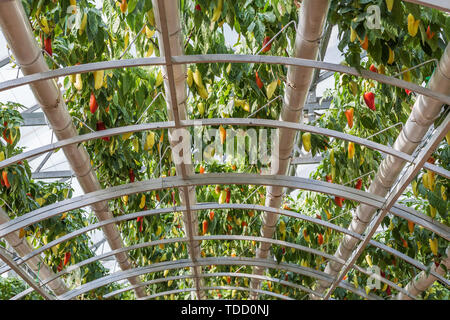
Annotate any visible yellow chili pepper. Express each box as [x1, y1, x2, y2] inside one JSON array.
[[350, 27, 357, 42], [429, 238, 438, 256], [348, 142, 355, 159], [385, 0, 394, 12], [388, 47, 395, 65], [407, 13, 420, 37]]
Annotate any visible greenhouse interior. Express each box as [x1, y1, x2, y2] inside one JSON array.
[[0, 0, 449, 303]]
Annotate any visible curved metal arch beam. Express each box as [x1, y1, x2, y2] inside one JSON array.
[[191, 119, 447, 179], [1, 202, 431, 298], [8, 231, 414, 299], [11, 224, 411, 299], [196, 235, 415, 299], [103, 272, 318, 300], [57, 257, 382, 300], [99, 239, 413, 300], [1, 173, 448, 244], [0, 174, 393, 236], [10, 287, 34, 300], [0, 212, 364, 278], [0, 247, 55, 300], [174, 55, 450, 105], [0, 55, 449, 105], [0, 175, 447, 285], [138, 285, 293, 301], [0, 118, 446, 179], [0, 200, 421, 282], [0, 57, 164, 92], [401, 0, 450, 12]]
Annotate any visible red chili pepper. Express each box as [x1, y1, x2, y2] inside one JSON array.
[[95, 121, 104, 130], [363, 92, 376, 111], [195, 4, 201, 11], [202, 219, 208, 235], [316, 214, 322, 220], [386, 286, 391, 296], [344, 108, 354, 129], [318, 233, 324, 245], [426, 25, 435, 39], [2, 129, 13, 145], [137, 216, 143, 232], [64, 252, 71, 266], [369, 64, 378, 73], [225, 188, 231, 203], [57, 260, 63, 272], [129, 169, 135, 183], [2, 171, 10, 189], [355, 178, 363, 190], [427, 157, 435, 164], [96, 121, 110, 141], [255, 71, 264, 89], [44, 37, 52, 56], [261, 36, 272, 53], [282, 247, 286, 255], [241, 221, 248, 227], [405, 89, 412, 95], [199, 166, 205, 174], [326, 175, 333, 183], [209, 211, 215, 221], [401, 238, 408, 248], [171, 191, 176, 205], [334, 196, 343, 208], [90, 92, 98, 114]]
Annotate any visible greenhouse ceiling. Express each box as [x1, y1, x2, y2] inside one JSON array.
[[0, 0, 449, 304]]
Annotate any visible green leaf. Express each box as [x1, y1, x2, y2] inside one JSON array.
[[122, 73, 131, 95], [247, 21, 256, 33], [87, 11, 98, 41], [360, 115, 376, 130], [261, 11, 276, 23], [369, 39, 382, 63], [275, 246, 283, 264], [427, 191, 447, 217], [127, 0, 138, 14], [403, 2, 421, 20]]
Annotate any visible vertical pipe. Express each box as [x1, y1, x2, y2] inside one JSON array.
[[397, 248, 450, 299], [152, 0, 205, 299], [250, 0, 330, 299]]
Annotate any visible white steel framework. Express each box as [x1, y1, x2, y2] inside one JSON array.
[[0, 0, 448, 301]]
